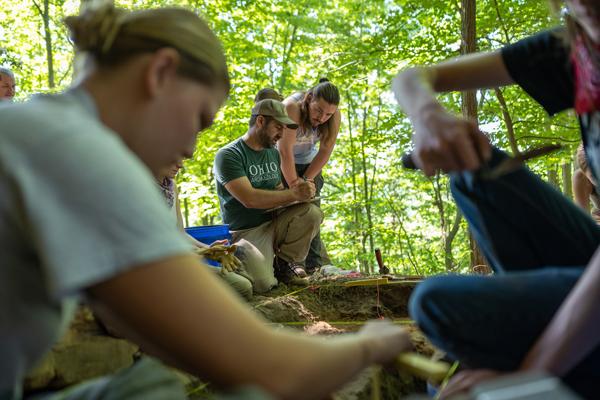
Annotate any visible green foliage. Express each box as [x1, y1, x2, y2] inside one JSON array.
[[0, 0, 581, 275]]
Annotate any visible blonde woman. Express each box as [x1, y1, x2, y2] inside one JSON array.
[[0, 3, 409, 400]]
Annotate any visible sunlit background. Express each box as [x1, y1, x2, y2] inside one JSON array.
[[0, 0, 579, 273]]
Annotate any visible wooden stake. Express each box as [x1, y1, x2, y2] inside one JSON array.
[[396, 353, 451, 383]]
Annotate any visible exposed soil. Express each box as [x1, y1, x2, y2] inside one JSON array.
[[252, 278, 418, 324], [189, 275, 436, 399]]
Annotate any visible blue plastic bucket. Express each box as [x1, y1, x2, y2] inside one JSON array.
[[185, 225, 232, 267]]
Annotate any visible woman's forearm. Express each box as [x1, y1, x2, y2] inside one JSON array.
[[262, 332, 367, 399], [280, 152, 299, 186], [279, 134, 299, 185], [303, 150, 331, 180], [392, 67, 441, 121], [89, 255, 409, 400], [305, 115, 339, 180], [520, 247, 600, 376], [573, 170, 592, 212], [393, 51, 513, 122]]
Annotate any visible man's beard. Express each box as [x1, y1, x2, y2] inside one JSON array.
[[257, 127, 274, 148]]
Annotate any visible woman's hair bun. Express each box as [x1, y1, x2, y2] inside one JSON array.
[[318, 77, 329, 83], [64, 2, 124, 55]]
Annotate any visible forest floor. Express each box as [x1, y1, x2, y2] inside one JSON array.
[[24, 273, 435, 399], [187, 273, 436, 399]]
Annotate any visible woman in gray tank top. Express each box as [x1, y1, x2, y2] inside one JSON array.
[[278, 79, 341, 271]]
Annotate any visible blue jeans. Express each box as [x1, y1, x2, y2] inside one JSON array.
[[409, 148, 600, 399]]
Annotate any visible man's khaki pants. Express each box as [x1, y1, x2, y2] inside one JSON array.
[[231, 203, 323, 293]]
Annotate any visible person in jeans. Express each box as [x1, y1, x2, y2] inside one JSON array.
[[393, 0, 600, 398], [214, 99, 322, 288]]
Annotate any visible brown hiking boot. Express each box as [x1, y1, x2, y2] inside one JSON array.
[[274, 257, 308, 285]]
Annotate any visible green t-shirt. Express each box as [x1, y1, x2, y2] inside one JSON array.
[[214, 138, 282, 230]]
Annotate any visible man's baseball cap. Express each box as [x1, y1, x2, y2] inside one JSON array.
[[251, 99, 298, 129]]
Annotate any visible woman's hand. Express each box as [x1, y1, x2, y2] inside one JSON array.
[[438, 369, 504, 399], [411, 103, 491, 176], [358, 320, 412, 364]]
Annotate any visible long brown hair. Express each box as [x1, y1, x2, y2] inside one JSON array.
[[65, 3, 229, 92], [298, 78, 340, 143]]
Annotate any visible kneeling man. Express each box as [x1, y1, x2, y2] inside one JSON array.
[[214, 99, 322, 291]]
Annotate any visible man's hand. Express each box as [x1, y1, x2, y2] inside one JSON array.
[[357, 320, 412, 364], [439, 369, 504, 399], [291, 180, 316, 201], [411, 103, 491, 176]]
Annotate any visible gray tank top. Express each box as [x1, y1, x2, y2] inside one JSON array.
[[288, 92, 319, 164]]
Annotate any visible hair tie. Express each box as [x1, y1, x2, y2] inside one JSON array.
[[100, 13, 124, 54]]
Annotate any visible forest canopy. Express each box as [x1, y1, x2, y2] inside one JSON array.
[[0, 0, 577, 274]]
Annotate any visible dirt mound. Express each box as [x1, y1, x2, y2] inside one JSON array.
[[242, 277, 434, 399], [251, 278, 419, 326]]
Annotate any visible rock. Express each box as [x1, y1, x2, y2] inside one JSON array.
[[24, 306, 139, 391], [304, 321, 344, 335], [252, 295, 316, 323]]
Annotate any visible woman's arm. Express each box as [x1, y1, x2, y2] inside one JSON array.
[[437, 248, 600, 398], [88, 254, 410, 399], [520, 247, 600, 376], [279, 102, 301, 186], [573, 169, 593, 212], [303, 109, 341, 180], [392, 51, 514, 175]]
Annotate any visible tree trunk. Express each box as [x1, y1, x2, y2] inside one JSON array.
[[494, 88, 520, 155], [278, 23, 298, 93], [347, 99, 365, 272], [562, 162, 573, 199], [547, 168, 560, 189], [461, 0, 486, 270], [33, 0, 55, 88], [360, 106, 374, 274], [460, 0, 477, 138], [431, 174, 461, 271], [444, 210, 462, 271], [183, 197, 190, 228], [383, 192, 423, 276]]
